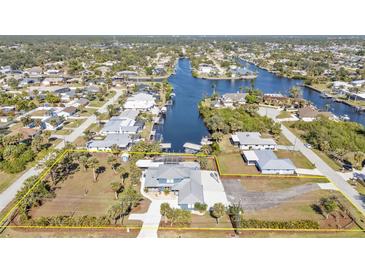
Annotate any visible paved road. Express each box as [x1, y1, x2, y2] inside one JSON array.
[[259, 106, 365, 215], [0, 89, 122, 213]]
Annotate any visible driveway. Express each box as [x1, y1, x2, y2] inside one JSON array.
[[222, 179, 320, 211]]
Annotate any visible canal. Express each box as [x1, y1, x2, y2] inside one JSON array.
[[161, 58, 365, 152]]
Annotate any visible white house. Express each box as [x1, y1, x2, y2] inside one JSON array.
[[124, 92, 155, 110], [231, 132, 277, 150]]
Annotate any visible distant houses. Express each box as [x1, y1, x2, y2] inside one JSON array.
[[231, 132, 277, 150]]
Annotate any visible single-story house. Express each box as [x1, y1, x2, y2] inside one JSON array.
[[124, 92, 156, 110], [73, 98, 90, 107], [87, 133, 132, 151], [242, 150, 296, 174], [58, 106, 78, 118], [231, 132, 277, 150], [42, 77, 65, 86], [41, 116, 64, 130], [219, 92, 247, 107]]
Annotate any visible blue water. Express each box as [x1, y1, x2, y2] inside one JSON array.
[[161, 58, 365, 151]]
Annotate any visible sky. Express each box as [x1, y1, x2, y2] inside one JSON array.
[[0, 0, 364, 35]]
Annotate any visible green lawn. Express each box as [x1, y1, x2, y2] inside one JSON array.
[[277, 111, 293, 119], [274, 150, 315, 169], [0, 171, 23, 193], [64, 119, 86, 128], [54, 129, 73, 135], [217, 152, 259, 174]]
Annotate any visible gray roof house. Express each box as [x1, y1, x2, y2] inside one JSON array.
[[231, 132, 277, 150], [242, 150, 296, 174], [101, 109, 141, 135], [220, 92, 247, 107], [144, 163, 205, 209], [87, 133, 132, 151]]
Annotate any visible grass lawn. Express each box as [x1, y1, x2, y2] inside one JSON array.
[[64, 119, 86, 128], [217, 152, 259, 175], [277, 111, 293, 119], [85, 123, 102, 133], [218, 135, 240, 153], [74, 136, 86, 147], [54, 128, 73, 135], [0, 171, 24, 194], [158, 212, 234, 238], [275, 133, 292, 146], [89, 100, 105, 108], [239, 176, 329, 192], [31, 110, 47, 116], [274, 150, 315, 169], [80, 108, 97, 117]]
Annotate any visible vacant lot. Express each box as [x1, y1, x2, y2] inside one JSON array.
[[31, 153, 147, 221], [274, 150, 315, 169], [217, 152, 259, 174]]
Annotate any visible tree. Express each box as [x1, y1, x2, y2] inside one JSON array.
[[211, 203, 225, 224], [160, 203, 172, 224], [79, 155, 88, 172], [110, 182, 123, 199], [117, 166, 129, 184], [107, 156, 118, 174], [31, 135, 43, 152], [320, 197, 337, 219], [289, 86, 301, 98], [87, 157, 99, 182], [20, 115, 32, 126], [197, 157, 208, 169], [107, 203, 127, 224], [194, 202, 208, 213]]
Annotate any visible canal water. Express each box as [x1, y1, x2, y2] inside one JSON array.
[[161, 58, 365, 152]]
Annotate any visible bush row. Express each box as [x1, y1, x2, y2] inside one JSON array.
[[27, 216, 111, 227], [239, 219, 319, 229]]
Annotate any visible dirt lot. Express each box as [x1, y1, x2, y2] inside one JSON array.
[[30, 153, 146, 219]]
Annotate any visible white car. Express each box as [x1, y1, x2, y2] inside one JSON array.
[[304, 143, 312, 149]]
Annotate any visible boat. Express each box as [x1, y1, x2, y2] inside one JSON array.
[[340, 114, 350, 121], [200, 136, 213, 146]]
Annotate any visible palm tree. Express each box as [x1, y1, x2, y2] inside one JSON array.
[[117, 166, 129, 184], [211, 203, 225, 224], [79, 155, 88, 172], [320, 197, 338, 219], [110, 182, 122, 199], [160, 203, 171, 224], [107, 203, 126, 224], [107, 156, 118, 174], [87, 157, 99, 182]]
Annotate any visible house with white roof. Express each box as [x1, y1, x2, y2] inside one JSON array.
[[124, 92, 156, 110], [231, 132, 277, 150], [100, 109, 142, 135], [87, 133, 132, 151], [242, 150, 296, 174]]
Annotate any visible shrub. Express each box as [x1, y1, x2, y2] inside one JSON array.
[[239, 219, 319, 229], [194, 202, 208, 213]]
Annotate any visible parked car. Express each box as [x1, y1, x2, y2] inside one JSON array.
[[343, 164, 353, 171], [304, 143, 312, 149]]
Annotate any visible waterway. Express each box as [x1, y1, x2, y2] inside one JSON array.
[[161, 58, 365, 151]]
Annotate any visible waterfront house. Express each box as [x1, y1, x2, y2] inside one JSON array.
[[219, 92, 247, 107], [242, 150, 296, 175], [87, 133, 132, 151], [124, 92, 156, 110], [100, 109, 141, 135], [231, 132, 277, 150]]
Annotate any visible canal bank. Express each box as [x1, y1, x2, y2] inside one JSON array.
[[160, 58, 365, 151]]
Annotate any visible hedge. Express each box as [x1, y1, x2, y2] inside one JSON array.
[[239, 219, 319, 229]]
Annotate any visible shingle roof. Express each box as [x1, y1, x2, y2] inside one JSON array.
[[234, 132, 276, 146]]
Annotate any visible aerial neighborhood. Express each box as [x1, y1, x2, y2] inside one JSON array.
[[0, 36, 364, 238]]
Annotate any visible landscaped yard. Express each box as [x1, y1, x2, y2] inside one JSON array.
[[80, 108, 97, 116], [217, 152, 259, 174], [277, 111, 293, 119], [275, 133, 292, 146], [54, 128, 73, 135], [274, 150, 315, 169]]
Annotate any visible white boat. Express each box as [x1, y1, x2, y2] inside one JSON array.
[[340, 114, 350, 121]]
